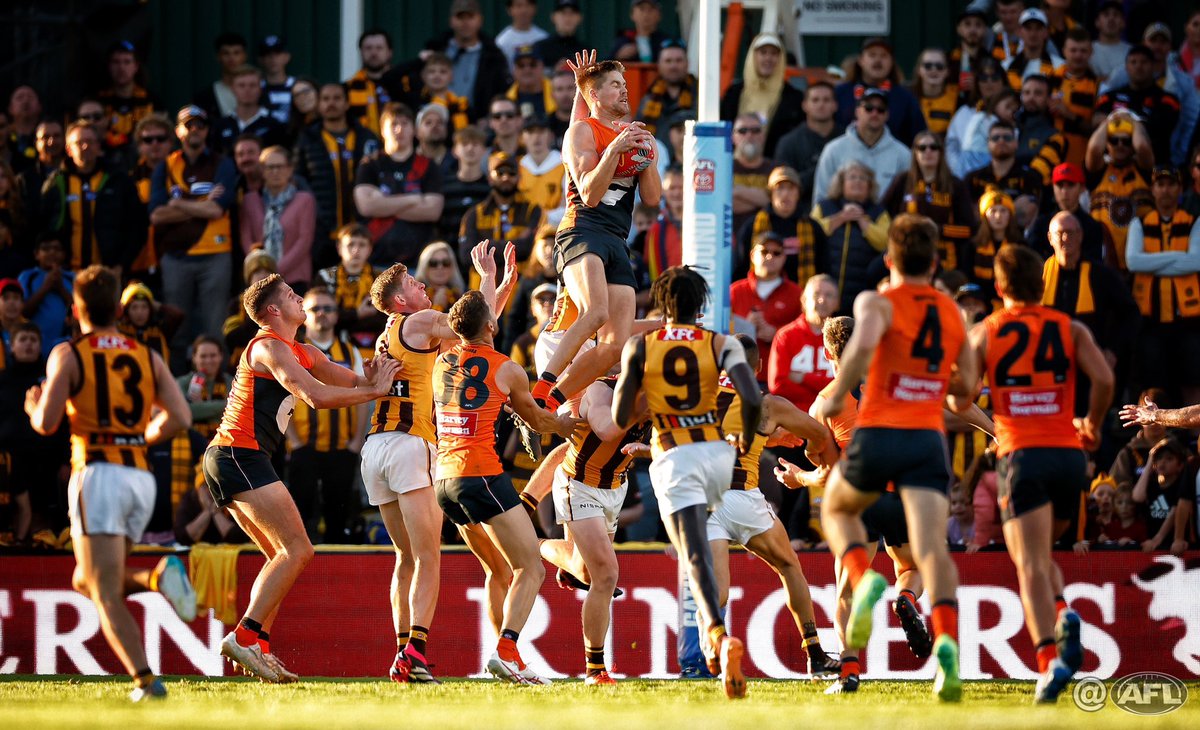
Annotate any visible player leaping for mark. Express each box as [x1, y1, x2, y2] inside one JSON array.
[[433, 291, 581, 686], [960, 243, 1114, 703], [815, 215, 978, 702], [25, 265, 194, 702], [362, 240, 517, 685], [530, 50, 661, 414], [613, 266, 760, 700], [203, 274, 399, 683]]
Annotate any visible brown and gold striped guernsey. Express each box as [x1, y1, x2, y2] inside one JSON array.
[[367, 313, 438, 443], [67, 332, 157, 473], [643, 324, 723, 458], [562, 378, 651, 489], [292, 334, 359, 451], [715, 377, 768, 491]]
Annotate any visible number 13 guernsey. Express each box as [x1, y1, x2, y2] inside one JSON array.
[[857, 284, 965, 431], [560, 118, 637, 240], [433, 343, 510, 478]]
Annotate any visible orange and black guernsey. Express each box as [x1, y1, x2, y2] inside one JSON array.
[[818, 380, 859, 450], [857, 283, 965, 431], [983, 305, 1080, 456], [716, 376, 768, 490], [433, 343, 511, 479], [562, 378, 650, 489], [643, 324, 723, 458], [560, 118, 637, 240], [67, 332, 157, 473], [368, 313, 438, 443], [212, 331, 314, 455]]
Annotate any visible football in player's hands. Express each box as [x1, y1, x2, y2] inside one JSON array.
[[613, 141, 655, 178]]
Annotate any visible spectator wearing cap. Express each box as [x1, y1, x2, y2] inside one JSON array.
[[535, 0, 586, 69], [345, 28, 394, 136], [774, 81, 844, 212], [610, 0, 669, 63], [1180, 10, 1200, 90], [40, 120, 144, 272], [1091, 2, 1131, 81], [423, 0, 511, 123], [15, 237, 71, 357], [416, 103, 454, 178], [487, 96, 525, 162], [637, 39, 697, 143], [740, 166, 826, 284], [812, 87, 910, 205], [438, 126, 491, 241], [496, 0, 549, 70], [210, 65, 286, 155], [412, 53, 471, 132], [954, 282, 990, 325], [1084, 111, 1153, 270], [1125, 165, 1200, 401], [518, 116, 565, 224], [833, 37, 926, 147], [258, 35, 295, 126], [548, 67, 578, 148], [293, 83, 380, 261], [510, 281, 557, 378], [1099, 44, 1180, 168], [193, 32, 248, 119], [721, 33, 806, 157], [506, 46, 554, 120], [1028, 162, 1110, 264], [969, 189, 1024, 289], [97, 41, 159, 157], [1041, 209, 1138, 408], [811, 160, 890, 315], [148, 105, 238, 363], [354, 102, 443, 269], [1004, 9, 1065, 90], [731, 113, 776, 238], [240, 145, 316, 290], [882, 129, 976, 272], [636, 165, 684, 280], [458, 152, 542, 286], [730, 230, 805, 362]]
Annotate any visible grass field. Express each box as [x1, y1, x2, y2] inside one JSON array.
[[3, 677, 1198, 730]]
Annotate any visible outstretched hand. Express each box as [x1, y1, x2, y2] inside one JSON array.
[[501, 240, 518, 286], [566, 49, 598, 85], [1118, 397, 1158, 427], [364, 356, 400, 395], [471, 239, 496, 279]]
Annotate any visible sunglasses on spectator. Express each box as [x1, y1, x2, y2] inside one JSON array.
[[758, 248, 785, 257], [139, 135, 169, 144], [491, 111, 518, 120], [185, 120, 208, 130], [735, 126, 763, 135], [989, 133, 1015, 142], [915, 143, 941, 152], [306, 305, 337, 313], [427, 259, 453, 268], [922, 62, 947, 71], [1109, 136, 1133, 147], [861, 104, 887, 115]]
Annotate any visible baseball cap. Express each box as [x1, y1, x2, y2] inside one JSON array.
[[553, 0, 581, 11], [0, 278, 22, 298], [243, 248, 278, 281], [259, 35, 287, 55], [489, 153, 519, 174], [450, 0, 481, 16], [957, 8, 988, 24], [767, 166, 801, 189], [1107, 116, 1135, 137], [532, 283, 558, 300], [858, 87, 890, 105], [120, 281, 155, 307], [861, 37, 893, 54], [1152, 165, 1182, 184], [522, 115, 551, 131], [1052, 163, 1085, 185], [108, 39, 137, 56], [750, 33, 783, 53], [1144, 22, 1172, 43], [1019, 8, 1049, 26], [978, 189, 1015, 217], [955, 283, 987, 303], [176, 105, 208, 125], [751, 230, 786, 250], [513, 45, 539, 63]]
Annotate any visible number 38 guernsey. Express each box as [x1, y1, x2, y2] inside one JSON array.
[[433, 343, 510, 478], [857, 284, 965, 431], [643, 324, 722, 457], [67, 333, 157, 472]]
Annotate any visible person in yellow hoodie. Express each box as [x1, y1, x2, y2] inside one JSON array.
[[517, 116, 565, 225]]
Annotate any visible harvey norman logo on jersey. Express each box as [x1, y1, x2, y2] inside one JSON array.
[[1, 553, 1196, 679]]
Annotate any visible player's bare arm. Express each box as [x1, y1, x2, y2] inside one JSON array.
[[637, 151, 662, 207], [716, 333, 761, 455], [564, 119, 653, 207], [145, 350, 192, 445], [763, 395, 828, 454], [1071, 320, 1115, 446], [947, 322, 988, 414], [585, 380, 645, 442], [566, 49, 598, 124], [498, 360, 582, 438], [303, 344, 363, 388], [946, 317, 980, 409], [1120, 398, 1200, 428], [611, 334, 647, 430], [24, 341, 78, 435], [818, 292, 890, 420], [256, 338, 397, 409]]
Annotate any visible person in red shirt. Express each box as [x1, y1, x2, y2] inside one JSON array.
[[767, 274, 839, 410], [730, 231, 804, 363]]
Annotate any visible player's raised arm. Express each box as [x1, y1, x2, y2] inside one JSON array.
[[566, 49, 598, 123], [497, 359, 581, 438], [612, 334, 647, 430], [259, 338, 396, 410], [146, 349, 192, 445], [947, 321, 987, 414]]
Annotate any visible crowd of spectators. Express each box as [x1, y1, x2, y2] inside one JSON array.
[[0, 0, 1198, 555]]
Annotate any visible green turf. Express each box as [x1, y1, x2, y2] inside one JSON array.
[[2, 676, 1197, 729]]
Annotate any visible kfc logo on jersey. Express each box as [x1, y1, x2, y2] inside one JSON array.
[[1133, 556, 1200, 674], [658, 326, 700, 342], [91, 335, 133, 350], [693, 159, 715, 194]]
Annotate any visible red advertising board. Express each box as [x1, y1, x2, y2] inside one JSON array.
[[1, 551, 1196, 680]]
